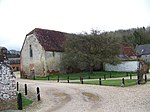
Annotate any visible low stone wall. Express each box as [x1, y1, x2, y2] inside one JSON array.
[[104, 61, 139, 72], [0, 63, 17, 110]]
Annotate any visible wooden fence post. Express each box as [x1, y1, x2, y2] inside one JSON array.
[[25, 84, 27, 95], [145, 74, 147, 83], [130, 74, 132, 79], [37, 87, 40, 101], [99, 78, 102, 85], [57, 75, 59, 82], [17, 93, 22, 110], [48, 76, 50, 80], [110, 73, 112, 78], [33, 75, 35, 80], [81, 78, 83, 84], [122, 78, 125, 86], [17, 82, 19, 91], [137, 75, 140, 84], [67, 76, 69, 83]]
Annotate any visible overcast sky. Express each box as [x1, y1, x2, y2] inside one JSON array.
[[0, 0, 150, 50]]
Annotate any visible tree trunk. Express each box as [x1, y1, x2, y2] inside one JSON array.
[[89, 66, 94, 74], [137, 70, 143, 84]]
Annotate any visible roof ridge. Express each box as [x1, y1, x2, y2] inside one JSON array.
[[26, 28, 66, 52]]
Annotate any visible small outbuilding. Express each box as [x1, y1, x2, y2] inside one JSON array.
[[104, 46, 148, 73], [136, 44, 150, 64]]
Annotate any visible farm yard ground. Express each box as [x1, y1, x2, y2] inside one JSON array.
[[14, 72, 150, 112]]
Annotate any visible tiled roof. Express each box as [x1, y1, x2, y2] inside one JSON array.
[[26, 28, 66, 52], [122, 47, 136, 57], [136, 44, 150, 55]]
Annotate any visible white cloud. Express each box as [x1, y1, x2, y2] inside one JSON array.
[[0, 0, 150, 50]]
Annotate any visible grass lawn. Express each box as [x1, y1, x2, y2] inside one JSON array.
[[22, 95, 33, 109], [34, 71, 137, 81], [72, 79, 137, 87]]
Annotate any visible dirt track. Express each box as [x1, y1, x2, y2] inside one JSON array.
[[16, 73, 150, 112]]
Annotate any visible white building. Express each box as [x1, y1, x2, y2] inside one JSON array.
[[104, 46, 139, 72], [104, 61, 139, 72]]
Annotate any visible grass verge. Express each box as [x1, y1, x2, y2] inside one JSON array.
[[71, 79, 137, 87], [22, 95, 33, 109], [33, 71, 137, 80], [17, 95, 33, 109]]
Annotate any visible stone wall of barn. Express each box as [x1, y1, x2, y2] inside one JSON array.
[[104, 61, 139, 72], [45, 51, 62, 75], [21, 34, 62, 78], [21, 34, 46, 78], [0, 63, 17, 110]]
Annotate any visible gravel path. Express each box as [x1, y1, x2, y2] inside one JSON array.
[[15, 72, 150, 112]]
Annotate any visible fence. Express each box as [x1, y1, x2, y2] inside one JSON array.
[[35, 72, 137, 81], [31, 72, 149, 87], [16, 82, 41, 110], [56, 73, 148, 87]]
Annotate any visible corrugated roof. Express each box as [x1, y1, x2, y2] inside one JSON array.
[[26, 28, 66, 52], [136, 44, 150, 55]]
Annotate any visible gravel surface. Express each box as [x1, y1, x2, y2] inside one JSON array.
[[14, 72, 150, 112]]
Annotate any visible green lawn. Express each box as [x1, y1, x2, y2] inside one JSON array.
[[22, 95, 33, 109], [34, 71, 137, 81], [72, 79, 137, 87]]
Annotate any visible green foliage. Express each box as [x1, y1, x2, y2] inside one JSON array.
[[60, 27, 150, 73], [61, 31, 121, 73], [121, 27, 150, 47]]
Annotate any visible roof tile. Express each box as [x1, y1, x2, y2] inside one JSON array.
[[136, 44, 150, 55], [27, 28, 66, 52]]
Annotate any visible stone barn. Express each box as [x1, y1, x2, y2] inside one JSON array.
[[20, 28, 67, 78], [0, 46, 17, 110]]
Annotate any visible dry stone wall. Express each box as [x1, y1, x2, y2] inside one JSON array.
[[0, 63, 17, 110]]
